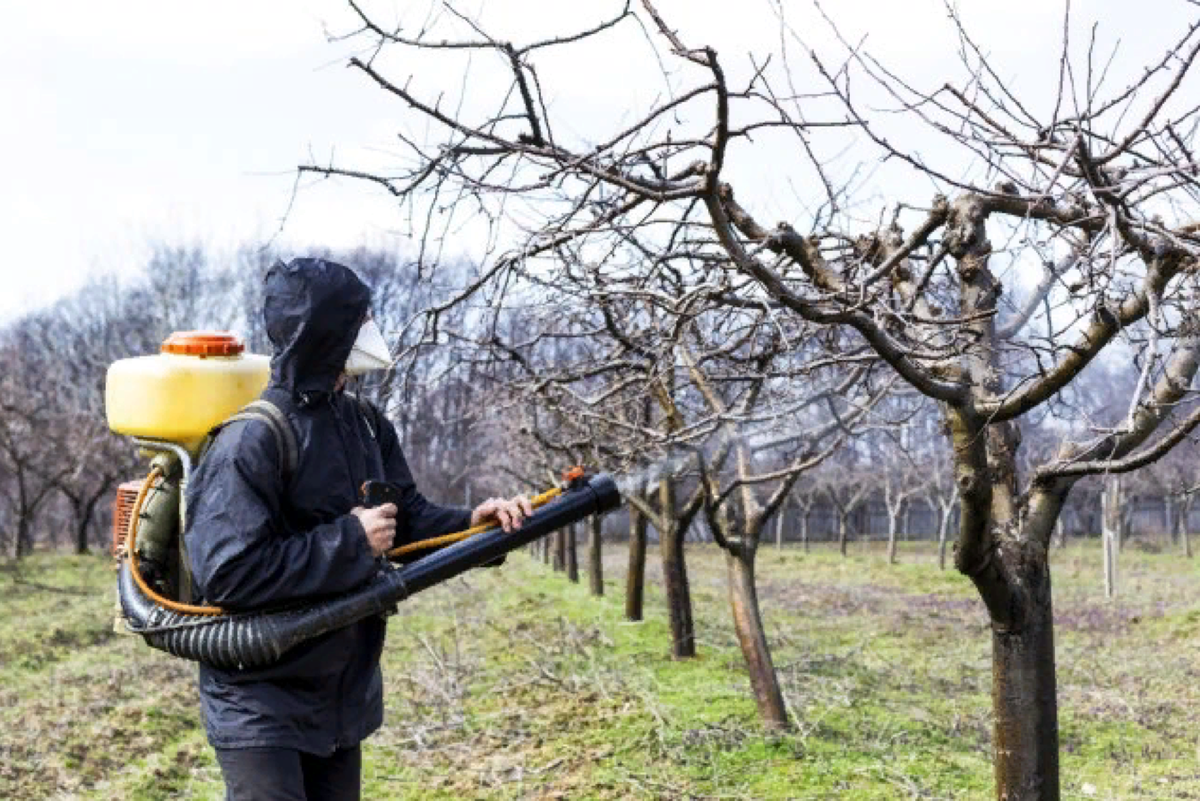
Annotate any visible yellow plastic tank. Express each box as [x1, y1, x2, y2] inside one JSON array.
[[105, 332, 271, 448]]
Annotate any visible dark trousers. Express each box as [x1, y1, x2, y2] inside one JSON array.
[[215, 745, 362, 801]]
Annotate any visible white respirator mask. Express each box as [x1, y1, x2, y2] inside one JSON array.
[[343, 318, 393, 376]]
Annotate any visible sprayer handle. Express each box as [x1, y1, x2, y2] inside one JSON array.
[[361, 480, 403, 509]]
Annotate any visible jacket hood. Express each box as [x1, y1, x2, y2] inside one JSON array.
[[263, 258, 372, 396]]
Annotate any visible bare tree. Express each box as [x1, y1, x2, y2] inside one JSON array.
[[925, 456, 961, 570], [820, 460, 871, 557], [0, 339, 78, 557], [314, 2, 1200, 796], [696, 366, 882, 728], [872, 428, 929, 565]]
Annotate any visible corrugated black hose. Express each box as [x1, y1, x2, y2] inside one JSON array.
[[119, 474, 620, 670]]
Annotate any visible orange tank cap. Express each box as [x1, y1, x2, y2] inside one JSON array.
[[161, 331, 245, 357]]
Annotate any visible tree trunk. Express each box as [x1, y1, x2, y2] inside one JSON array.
[[970, 504, 1062, 800], [774, 502, 785, 553], [799, 505, 810, 553], [553, 527, 565, 572], [74, 509, 90, 554], [1119, 502, 1132, 553], [566, 522, 579, 582], [16, 515, 31, 559], [659, 480, 695, 658], [938, 492, 959, 570], [887, 505, 899, 565], [17, 513, 35, 556], [726, 547, 789, 729], [625, 508, 647, 620], [838, 512, 849, 557], [1182, 498, 1194, 559], [588, 515, 603, 596], [661, 523, 695, 657], [945, 383, 1062, 801], [987, 551, 1060, 801], [937, 505, 949, 569], [69, 489, 107, 555], [541, 533, 551, 565], [1164, 496, 1175, 548], [1102, 477, 1120, 599]]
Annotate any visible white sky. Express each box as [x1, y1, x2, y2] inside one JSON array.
[[0, 0, 1192, 321]]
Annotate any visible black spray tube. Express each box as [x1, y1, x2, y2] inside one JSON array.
[[120, 474, 620, 670]]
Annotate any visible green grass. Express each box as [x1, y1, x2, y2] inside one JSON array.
[[1, 539, 1197, 799]]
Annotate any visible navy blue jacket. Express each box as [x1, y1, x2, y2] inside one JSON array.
[[185, 258, 472, 754]]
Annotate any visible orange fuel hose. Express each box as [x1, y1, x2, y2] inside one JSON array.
[[124, 464, 566, 617], [385, 486, 564, 559]]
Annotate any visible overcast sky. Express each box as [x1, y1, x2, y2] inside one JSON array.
[[1, 0, 1191, 321]]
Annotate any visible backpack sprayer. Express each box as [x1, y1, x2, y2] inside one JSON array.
[[105, 331, 619, 670]]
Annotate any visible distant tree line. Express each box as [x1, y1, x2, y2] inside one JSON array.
[[0, 243, 509, 559]]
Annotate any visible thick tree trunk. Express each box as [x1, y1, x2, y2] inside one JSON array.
[[660, 522, 695, 658], [659, 481, 696, 658], [943, 193, 1077, 800], [74, 513, 90, 555], [989, 552, 1060, 801], [726, 548, 789, 729], [944, 382, 1062, 801], [625, 508, 647, 620], [566, 522, 579, 582], [588, 514, 603, 596], [838, 513, 849, 557]]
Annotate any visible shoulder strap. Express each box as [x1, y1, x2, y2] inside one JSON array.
[[219, 399, 299, 480], [348, 393, 378, 442]]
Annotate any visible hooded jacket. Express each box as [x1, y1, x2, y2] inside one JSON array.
[[185, 257, 472, 754]]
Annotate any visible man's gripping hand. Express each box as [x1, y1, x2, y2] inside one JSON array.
[[352, 503, 397, 557], [470, 495, 534, 533]]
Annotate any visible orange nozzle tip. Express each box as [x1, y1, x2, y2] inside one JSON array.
[[563, 465, 585, 483]]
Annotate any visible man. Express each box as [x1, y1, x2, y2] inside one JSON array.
[[186, 257, 529, 800]]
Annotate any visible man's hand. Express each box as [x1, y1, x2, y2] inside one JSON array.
[[470, 495, 534, 532], [352, 503, 397, 557]]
